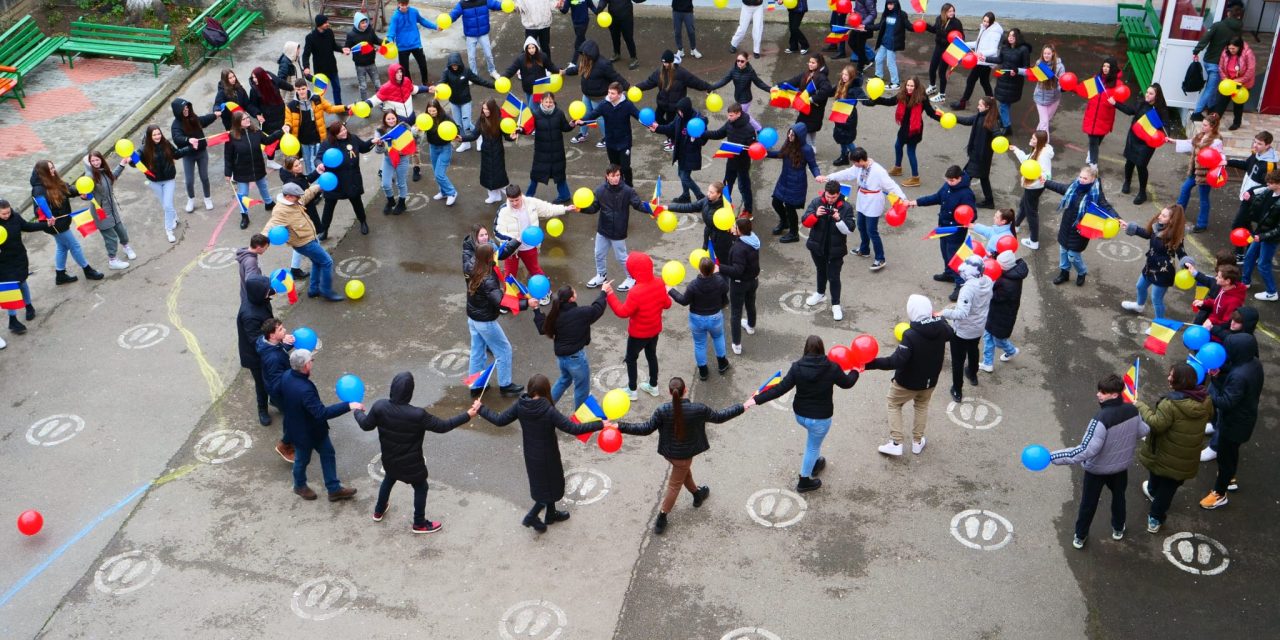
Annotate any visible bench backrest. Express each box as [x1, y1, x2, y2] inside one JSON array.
[[185, 0, 237, 32], [0, 16, 50, 65], [69, 20, 171, 45]]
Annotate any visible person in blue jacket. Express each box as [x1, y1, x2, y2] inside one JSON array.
[[576, 82, 642, 186], [450, 0, 505, 77], [910, 165, 977, 299], [387, 0, 439, 83], [279, 348, 364, 501], [651, 96, 710, 202], [764, 123, 820, 243]]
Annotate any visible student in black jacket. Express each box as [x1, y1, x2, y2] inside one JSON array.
[[224, 111, 282, 230], [666, 180, 731, 257], [1202, 333, 1263, 510], [30, 162, 103, 284], [635, 50, 712, 148], [709, 53, 771, 130], [355, 372, 477, 534], [618, 377, 748, 534], [706, 103, 758, 215], [652, 97, 710, 201], [345, 11, 381, 101], [465, 243, 526, 397], [669, 256, 730, 380], [578, 82, 642, 185], [595, 0, 639, 69], [571, 40, 630, 145], [213, 69, 260, 130], [924, 4, 963, 103], [303, 14, 349, 103], [533, 285, 608, 410], [170, 98, 221, 212], [141, 124, 200, 242], [719, 217, 761, 354], [866, 294, 954, 456], [800, 181, 856, 321], [316, 121, 375, 236]]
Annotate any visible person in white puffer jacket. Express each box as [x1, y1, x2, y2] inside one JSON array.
[[941, 255, 992, 402], [949, 11, 1002, 111]]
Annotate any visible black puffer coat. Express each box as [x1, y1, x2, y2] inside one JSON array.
[[236, 276, 274, 369], [0, 209, 46, 282], [528, 105, 574, 184], [755, 353, 859, 419], [654, 98, 708, 172], [461, 234, 519, 278], [618, 400, 745, 459], [479, 395, 603, 502], [355, 372, 470, 483], [958, 112, 996, 179], [802, 194, 855, 257], [667, 193, 731, 258], [991, 42, 1032, 104], [784, 66, 833, 133], [440, 52, 495, 108], [318, 133, 375, 199], [1209, 333, 1264, 444], [576, 40, 629, 98], [224, 129, 282, 183], [985, 258, 1028, 339], [170, 99, 219, 152], [710, 61, 771, 105], [636, 65, 712, 112]]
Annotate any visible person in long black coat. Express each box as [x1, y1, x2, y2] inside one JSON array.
[[476, 374, 604, 532], [459, 98, 518, 203], [783, 55, 833, 141], [1203, 333, 1263, 507], [524, 93, 575, 204], [618, 377, 748, 534], [0, 201, 48, 330], [955, 96, 1000, 207], [987, 30, 1031, 134], [238, 276, 277, 426], [317, 121, 375, 237], [1114, 84, 1168, 205], [355, 372, 477, 533], [981, 251, 1028, 370]]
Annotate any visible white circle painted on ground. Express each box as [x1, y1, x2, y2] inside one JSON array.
[[117, 323, 170, 350], [561, 468, 611, 506], [428, 348, 472, 377], [1111, 316, 1148, 342], [950, 509, 1014, 550], [94, 550, 161, 595], [194, 429, 253, 464], [335, 255, 382, 279], [291, 575, 358, 621], [1163, 532, 1229, 576], [197, 247, 238, 270], [674, 212, 700, 232], [404, 192, 431, 212], [778, 290, 827, 315], [368, 453, 386, 482], [27, 414, 86, 446], [1097, 239, 1144, 262], [499, 599, 568, 640], [591, 363, 629, 394], [765, 388, 794, 413], [721, 628, 783, 640], [945, 398, 1003, 430], [746, 489, 808, 528]]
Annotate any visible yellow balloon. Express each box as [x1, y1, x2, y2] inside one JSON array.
[[991, 136, 1009, 154], [573, 187, 595, 209], [1174, 268, 1195, 290], [344, 279, 366, 299], [74, 176, 95, 195], [782, 0, 797, 7], [0, 226, 7, 246], [436, 13, 452, 30], [1233, 87, 1250, 104], [548, 73, 564, 93], [437, 120, 458, 141], [689, 248, 710, 269], [546, 218, 564, 237], [706, 93, 724, 113], [656, 210, 679, 232], [1019, 159, 1042, 181], [940, 112, 957, 129], [661, 260, 686, 286], [714, 0, 727, 7], [568, 100, 587, 121], [713, 207, 734, 231], [380, 42, 398, 60], [501, 0, 514, 12], [280, 133, 301, 156], [597, 11, 612, 28], [602, 388, 630, 419], [114, 139, 134, 157], [1102, 218, 1121, 239], [500, 117, 517, 134], [495, 76, 512, 94], [415, 113, 434, 131], [865, 77, 885, 100], [894, 322, 910, 342], [351, 101, 371, 118], [627, 86, 642, 102], [434, 83, 452, 102], [1218, 78, 1239, 96]]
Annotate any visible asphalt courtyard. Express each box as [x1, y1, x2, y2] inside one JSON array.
[[1, 9, 1277, 640]]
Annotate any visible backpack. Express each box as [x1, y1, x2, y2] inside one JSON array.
[[1182, 60, 1206, 95], [203, 18, 229, 48]]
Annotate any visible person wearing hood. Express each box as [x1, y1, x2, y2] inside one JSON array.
[[355, 372, 478, 533], [1201, 332, 1263, 510], [618, 377, 749, 534], [864, 0, 908, 91], [764, 123, 820, 243], [476, 374, 605, 532], [170, 98, 221, 213], [594, 0, 639, 69], [1136, 363, 1212, 533], [986, 28, 1031, 134], [1045, 165, 1110, 286], [533, 284, 608, 410], [755, 335, 859, 492], [942, 254, 993, 402], [436, 52, 496, 151], [1009, 130, 1054, 248], [865, 77, 940, 186], [345, 12, 382, 101], [524, 92, 575, 204], [560, 0, 595, 72], [571, 40, 629, 146], [279, 348, 363, 501], [706, 103, 758, 215], [283, 79, 347, 174], [449, 0, 504, 77], [798, 180, 855, 321], [236, 233, 268, 301], [719, 217, 760, 354], [225, 110, 282, 230], [911, 165, 976, 295], [866, 294, 954, 456], [1119, 205, 1192, 320], [652, 96, 711, 201], [782, 54, 833, 144], [1050, 373, 1149, 549], [604, 252, 673, 399], [30, 161, 106, 284], [710, 53, 771, 131], [257, 318, 296, 461], [1190, 4, 1244, 120], [370, 64, 431, 182], [303, 15, 351, 104], [820, 148, 906, 271], [238, 275, 279, 426], [84, 150, 135, 271], [261, 182, 343, 301], [387, 0, 439, 83], [503, 37, 559, 104], [635, 50, 712, 150], [1202, 306, 1257, 462], [578, 82, 642, 185], [668, 180, 731, 259], [278, 41, 302, 90], [980, 250, 1027, 371], [493, 184, 574, 286], [464, 243, 527, 397], [668, 256, 730, 380], [583, 164, 651, 289], [0, 199, 49, 335], [728, 0, 765, 60], [1234, 157, 1280, 289]]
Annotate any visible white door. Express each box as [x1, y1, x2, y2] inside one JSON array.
[[1154, 0, 1226, 109]]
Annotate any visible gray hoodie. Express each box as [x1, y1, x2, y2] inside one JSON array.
[[941, 256, 993, 339]]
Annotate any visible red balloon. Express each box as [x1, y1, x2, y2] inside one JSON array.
[[802, 213, 817, 228], [946, 30, 963, 44], [828, 345, 856, 371], [848, 13, 863, 28], [911, 19, 926, 33], [850, 334, 879, 364], [1059, 72, 1078, 92], [1207, 166, 1228, 188], [835, 0, 851, 13], [747, 142, 767, 161], [995, 234, 1018, 254], [597, 427, 622, 453], [953, 204, 975, 226], [983, 257, 1003, 280], [885, 207, 906, 227], [1110, 84, 1131, 103], [17, 510, 43, 536], [1149, 129, 1168, 147], [1230, 227, 1254, 247], [961, 52, 978, 70], [1196, 147, 1223, 169]]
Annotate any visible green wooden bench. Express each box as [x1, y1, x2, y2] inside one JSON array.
[[60, 18, 175, 77], [0, 65, 25, 108], [1116, 0, 1160, 54], [183, 0, 264, 65], [0, 15, 67, 84], [1127, 48, 1157, 92]]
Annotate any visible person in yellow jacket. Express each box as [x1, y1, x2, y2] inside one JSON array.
[[283, 79, 347, 173], [261, 182, 344, 301]]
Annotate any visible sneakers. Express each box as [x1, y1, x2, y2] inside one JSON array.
[[804, 292, 826, 306], [929, 93, 947, 103], [204, 197, 214, 210], [796, 475, 822, 493], [851, 249, 870, 258], [433, 192, 445, 200], [446, 194, 457, 206], [123, 245, 137, 260], [595, 140, 606, 149], [184, 198, 195, 212], [999, 347, 1019, 362], [886, 83, 900, 92], [1255, 291, 1278, 301], [456, 142, 472, 152], [571, 133, 588, 144], [1147, 516, 1161, 533], [108, 258, 130, 270], [1205, 422, 1215, 435], [586, 274, 607, 288], [412, 520, 443, 534], [618, 277, 636, 291], [1228, 477, 1239, 492], [627, 388, 638, 400], [691, 48, 703, 58], [1111, 527, 1125, 541], [166, 229, 176, 243], [275, 441, 296, 463], [1120, 300, 1143, 313], [741, 319, 755, 335], [372, 508, 386, 522], [912, 437, 927, 454], [878, 440, 903, 456], [1072, 535, 1085, 550], [731, 343, 742, 354], [1200, 446, 1217, 462], [926, 84, 937, 94], [1199, 491, 1228, 509], [638, 382, 661, 397], [9, 316, 26, 334], [831, 304, 843, 321], [978, 362, 994, 373], [1021, 238, 1039, 250], [869, 260, 885, 271], [1142, 481, 1153, 501]]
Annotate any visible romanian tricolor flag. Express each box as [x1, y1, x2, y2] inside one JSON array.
[[826, 25, 853, 44], [0, 281, 25, 310], [715, 141, 747, 159], [33, 195, 52, 220], [501, 273, 530, 315], [770, 83, 798, 108], [706, 238, 718, 265], [947, 231, 986, 271], [1144, 319, 1182, 355], [887, 193, 908, 218], [204, 131, 231, 147], [463, 362, 496, 389], [270, 267, 299, 304], [517, 105, 536, 135], [128, 151, 155, 179], [238, 194, 263, 215], [941, 37, 971, 67], [381, 122, 418, 168], [839, 184, 853, 198], [530, 75, 553, 97], [1027, 61, 1055, 82], [571, 396, 605, 425], [221, 101, 244, 114], [1076, 202, 1112, 239], [754, 370, 783, 396], [910, 0, 927, 13], [501, 93, 524, 120], [70, 207, 97, 237], [828, 98, 856, 124], [1122, 358, 1139, 403], [89, 198, 106, 220], [649, 176, 664, 217], [792, 81, 816, 115], [924, 225, 961, 240], [1132, 108, 1166, 148], [311, 74, 330, 96], [355, 42, 375, 55], [1081, 75, 1106, 100]]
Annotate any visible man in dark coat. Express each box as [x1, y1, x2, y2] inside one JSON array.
[[256, 317, 296, 462], [303, 14, 350, 103], [583, 164, 652, 290], [237, 276, 276, 427], [865, 294, 954, 456], [1201, 332, 1263, 510], [705, 103, 758, 214], [355, 372, 477, 533], [578, 82, 642, 185], [981, 250, 1028, 370], [279, 349, 362, 501]]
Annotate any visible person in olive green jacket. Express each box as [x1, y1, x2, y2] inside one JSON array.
[[1135, 362, 1212, 534]]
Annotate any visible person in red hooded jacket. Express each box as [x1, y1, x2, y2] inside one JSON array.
[[369, 63, 431, 181], [603, 252, 673, 400], [1081, 57, 1122, 168]]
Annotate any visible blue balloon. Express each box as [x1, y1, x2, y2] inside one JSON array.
[[1187, 358, 1207, 384], [335, 374, 365, 403], [638, 108, 656, 127], [686, 117, 706, 138], [268, 225, 289, 246], [1182, 324, 1210, 351], [1021, 444, 1051, 472], [521, 225, 545, 247], [293, 327, 318, 351], [317, 172, 338, 192], [527, 274, 551, 299], [1196, 341, 1227, 370], [322, 147, 344, 169], [758, 127, 779, 148]]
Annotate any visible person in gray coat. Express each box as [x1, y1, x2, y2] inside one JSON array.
[[941, 255, 992, 402], [84, 151, 135, 269]]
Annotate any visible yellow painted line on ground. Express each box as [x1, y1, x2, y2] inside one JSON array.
[[153, 463, 200, 487], [166, 256, 224, 402]]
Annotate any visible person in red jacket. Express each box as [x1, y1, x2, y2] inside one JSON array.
[[1081, 57, 1122, 169], [1193, 263, 1246, 338], [603, 252, 672, 400]]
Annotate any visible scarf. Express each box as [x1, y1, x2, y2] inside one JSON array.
[[1058, 179, 1101, 224]]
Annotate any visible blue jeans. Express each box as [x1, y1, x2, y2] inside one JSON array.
[[293, 239, 334, 296], [874, 46, 899, 86], [794, 415, 831, 477], [301, 143, 319, 174], [467, 317, 513, 387], [981, 331, 1016, 367], [1195, 63, 1220, 114], [381, 154, 410, 198], [893, 139, 918, 176], [429, 144, 456, 196], [5, 280, 30, 316], [465, 34, 497, 75], [1136, 273, 1169, 319], [1177, 175, 1212, 229], [53, 230, 88, 270], [677, 168, 704, 200], [293, 433, 342, 492], [688, 311, 726, 366], [235, 178, 274, 208], [552, 349, 591, 409], [147, 179, 177, 231], [857, 212, 884, 261], [997, 101, 1013, 128], [455, 101, 474, 136], [840, 142, 857, 159], [581, 95, 607, 138], [1242, 240, 1278, 294], [594, 233, 628, 278], [527, 178, 571, 202], [1058, 245, 1087, 274]]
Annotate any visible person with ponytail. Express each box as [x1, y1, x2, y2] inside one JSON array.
[[225, 111, 282, 232], [617, 377, 750, 534], [532, 285, 608, 410], [464, 243, 526, 398], [1171, 112, 1225, 232], [924, 3, 962, 104]]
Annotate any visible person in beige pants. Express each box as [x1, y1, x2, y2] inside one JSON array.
[[864, 294, 955, 456]]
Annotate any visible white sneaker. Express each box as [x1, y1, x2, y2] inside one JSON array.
[[691, 48, 703, 59], [165, 229, 176, 243], [731, 343, 742, 354], [638, 382, 660, 397], [627, 388, 638, 400], [490, 70, 502, 80], [978, 362, 994, 373], [595, 140, 606, 149], [456, 142, 472, 152], [0, 335, 6, 349], [123, 245, 137, 260], [804, 292, 826, 306], [107, 258, 129, 270], [586, 274, 607, 288], [433, 192, 445, 200], [878, 440, 903, 456], [925, 84, 937, 94], [1142, 481, 1153, 501], [999, 347, 1019, 362], [265, 159, 283, 171], [1021, 238, 1039, 250], [1121, 300, 1143, 313], [741, 319, 755, 335], [831, 304, 843, 321], [929, 93, 947, 103], [1200, 446, 1217, 462], [484, 193, 501, 204], [204, 197, 214, 210], [886, 83, 900, 92], [912, 437, 927, 454], [675, 49, 684, 57], [1255, 291, 1278, 301], [1205, 422, 1215, 435], [446, 194, 457, 206], [184, 198, 195, 213], [618, 277, 635, 291]]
